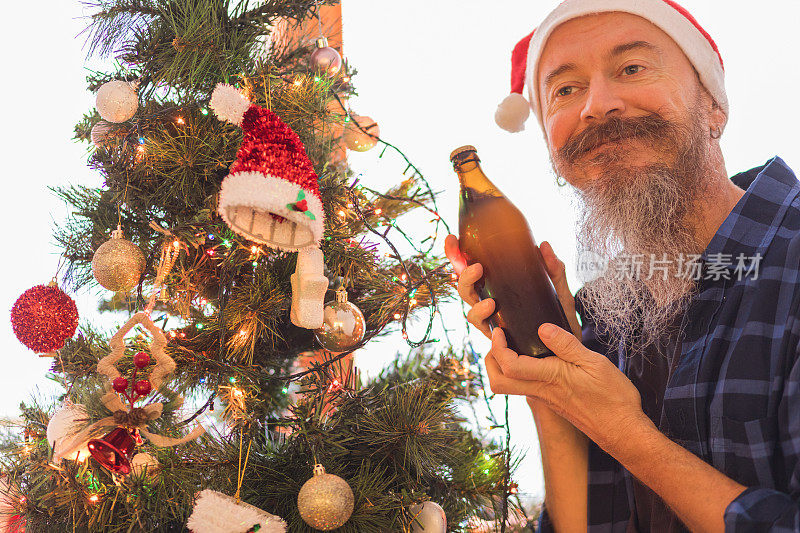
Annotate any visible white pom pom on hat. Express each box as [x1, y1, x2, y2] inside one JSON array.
[[210, 83, 252, 126], [495, 0, 728, 134]]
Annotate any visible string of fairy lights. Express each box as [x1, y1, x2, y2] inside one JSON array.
[[50, 66, 527, 525]]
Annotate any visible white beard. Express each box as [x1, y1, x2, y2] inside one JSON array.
[[553, 110, 714, 354]]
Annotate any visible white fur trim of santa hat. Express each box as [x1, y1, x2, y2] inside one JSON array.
[[218, 171, 325, 251], [187, 489, 287, 533], [498, 0, 728, 133]]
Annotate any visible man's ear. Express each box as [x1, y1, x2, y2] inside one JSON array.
[[709, 103, 728, 135]]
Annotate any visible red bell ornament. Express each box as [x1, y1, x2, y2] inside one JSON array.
[[87, 427, 136, 474]]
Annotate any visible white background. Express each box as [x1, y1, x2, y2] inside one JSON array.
[[1, 0, 799, 505]]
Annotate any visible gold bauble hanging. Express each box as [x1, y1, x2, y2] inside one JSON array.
[[297, 464, 354, 530], [313, 288, 365, 352], [91, 226, 146, 292]]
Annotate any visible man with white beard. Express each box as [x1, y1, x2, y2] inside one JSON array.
[[445, 1, 800, 531]]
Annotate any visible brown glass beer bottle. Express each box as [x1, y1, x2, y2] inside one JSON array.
[[451, 145, 571, 357]]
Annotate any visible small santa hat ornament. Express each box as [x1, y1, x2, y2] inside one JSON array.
[[211, 83, 328, 329], [495, 0, 727, 134]]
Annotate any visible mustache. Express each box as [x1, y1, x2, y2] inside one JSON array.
[[557, 113, 675, 164]]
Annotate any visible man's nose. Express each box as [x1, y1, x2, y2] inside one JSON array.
[[579, 77, 625, 123]]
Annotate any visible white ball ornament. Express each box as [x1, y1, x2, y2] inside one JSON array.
[[130, 452, 160, 477], [47, 402, 91, 462], [343, 115, 380, 152], [409, 501, 447, 533], [96, 80, 139, 123]]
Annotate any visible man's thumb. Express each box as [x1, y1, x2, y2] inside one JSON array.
[[539, 323, 585, 364]]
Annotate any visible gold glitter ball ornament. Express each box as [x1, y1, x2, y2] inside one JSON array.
[[313, 288, 365, 352], [92, 227, 146, 292], [297, 464, 354, 530]]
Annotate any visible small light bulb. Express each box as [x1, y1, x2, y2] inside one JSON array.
[[338, 210, 346, 218], [294, 79, 302, 86], [88, 494, 99, 503], [200, 108, 209, 115], [374, 208, 382, 215], [393, 313, 401, 320], [251, 246, 259, 254], [176, 117, 185, 124]]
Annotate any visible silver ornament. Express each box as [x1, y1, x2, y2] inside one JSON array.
[[96, 80, 139, 123], [314, 288, 365, 352], [297, 464, 354, 530], [91, 120, 115, 147], [91, 226, 146, 292], [309, 37, 342, 77], [409, 501, 447, 533], [343, 115, 380, 152]]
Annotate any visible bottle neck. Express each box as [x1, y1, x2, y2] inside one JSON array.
[[453, 156, 501, 197]]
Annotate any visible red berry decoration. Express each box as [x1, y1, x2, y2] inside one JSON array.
[[112, 376, 129, 393], [134, 379, 152, 396], [10, 283, 79, 353], [133, 351, 150, 369]]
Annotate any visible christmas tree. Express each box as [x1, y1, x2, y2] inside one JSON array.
[[1, 1, 534, 531]]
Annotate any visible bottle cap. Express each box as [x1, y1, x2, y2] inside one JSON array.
[[449, 145, 477, 162]]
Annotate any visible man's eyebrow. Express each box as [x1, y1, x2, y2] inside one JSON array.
[[542, 41, 661, 91], [543, 62, 578, 91], [608, 40, 661, 59]]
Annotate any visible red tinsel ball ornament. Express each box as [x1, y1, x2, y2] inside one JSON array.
[[133, 380, 152, 396], [10, 284, 79, 353], [133, 351, 150, 369], [112, 377, 129, 393]]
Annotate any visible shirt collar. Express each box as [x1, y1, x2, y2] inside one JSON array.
[[700, 156, 800, 272]]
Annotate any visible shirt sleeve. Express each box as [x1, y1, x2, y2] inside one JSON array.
[[535, 288, 633, 531], [723, 337, 800, 531]]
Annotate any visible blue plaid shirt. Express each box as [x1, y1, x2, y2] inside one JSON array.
[[538, 156, 800, 532]]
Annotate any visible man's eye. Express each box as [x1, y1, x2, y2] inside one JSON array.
[[555, 86, 576, 97], [623, 64, 645, 75]]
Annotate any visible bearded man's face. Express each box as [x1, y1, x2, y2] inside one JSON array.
[[537, 12, 727, 351]]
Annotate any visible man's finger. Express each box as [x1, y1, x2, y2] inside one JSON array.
[[466, 298, 494, 336], [541, 241, 582, 339], [539, 323, 587, 365], [444, 234, 468, 275], [492, 328, 566, 382], [457, 263, 483, 306], [485, 351, 558, 401]]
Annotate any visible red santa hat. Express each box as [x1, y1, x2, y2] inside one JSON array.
[[211, 83, 328, 330], [211, 83, 325, 250], [495, 0, 727, 133]]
